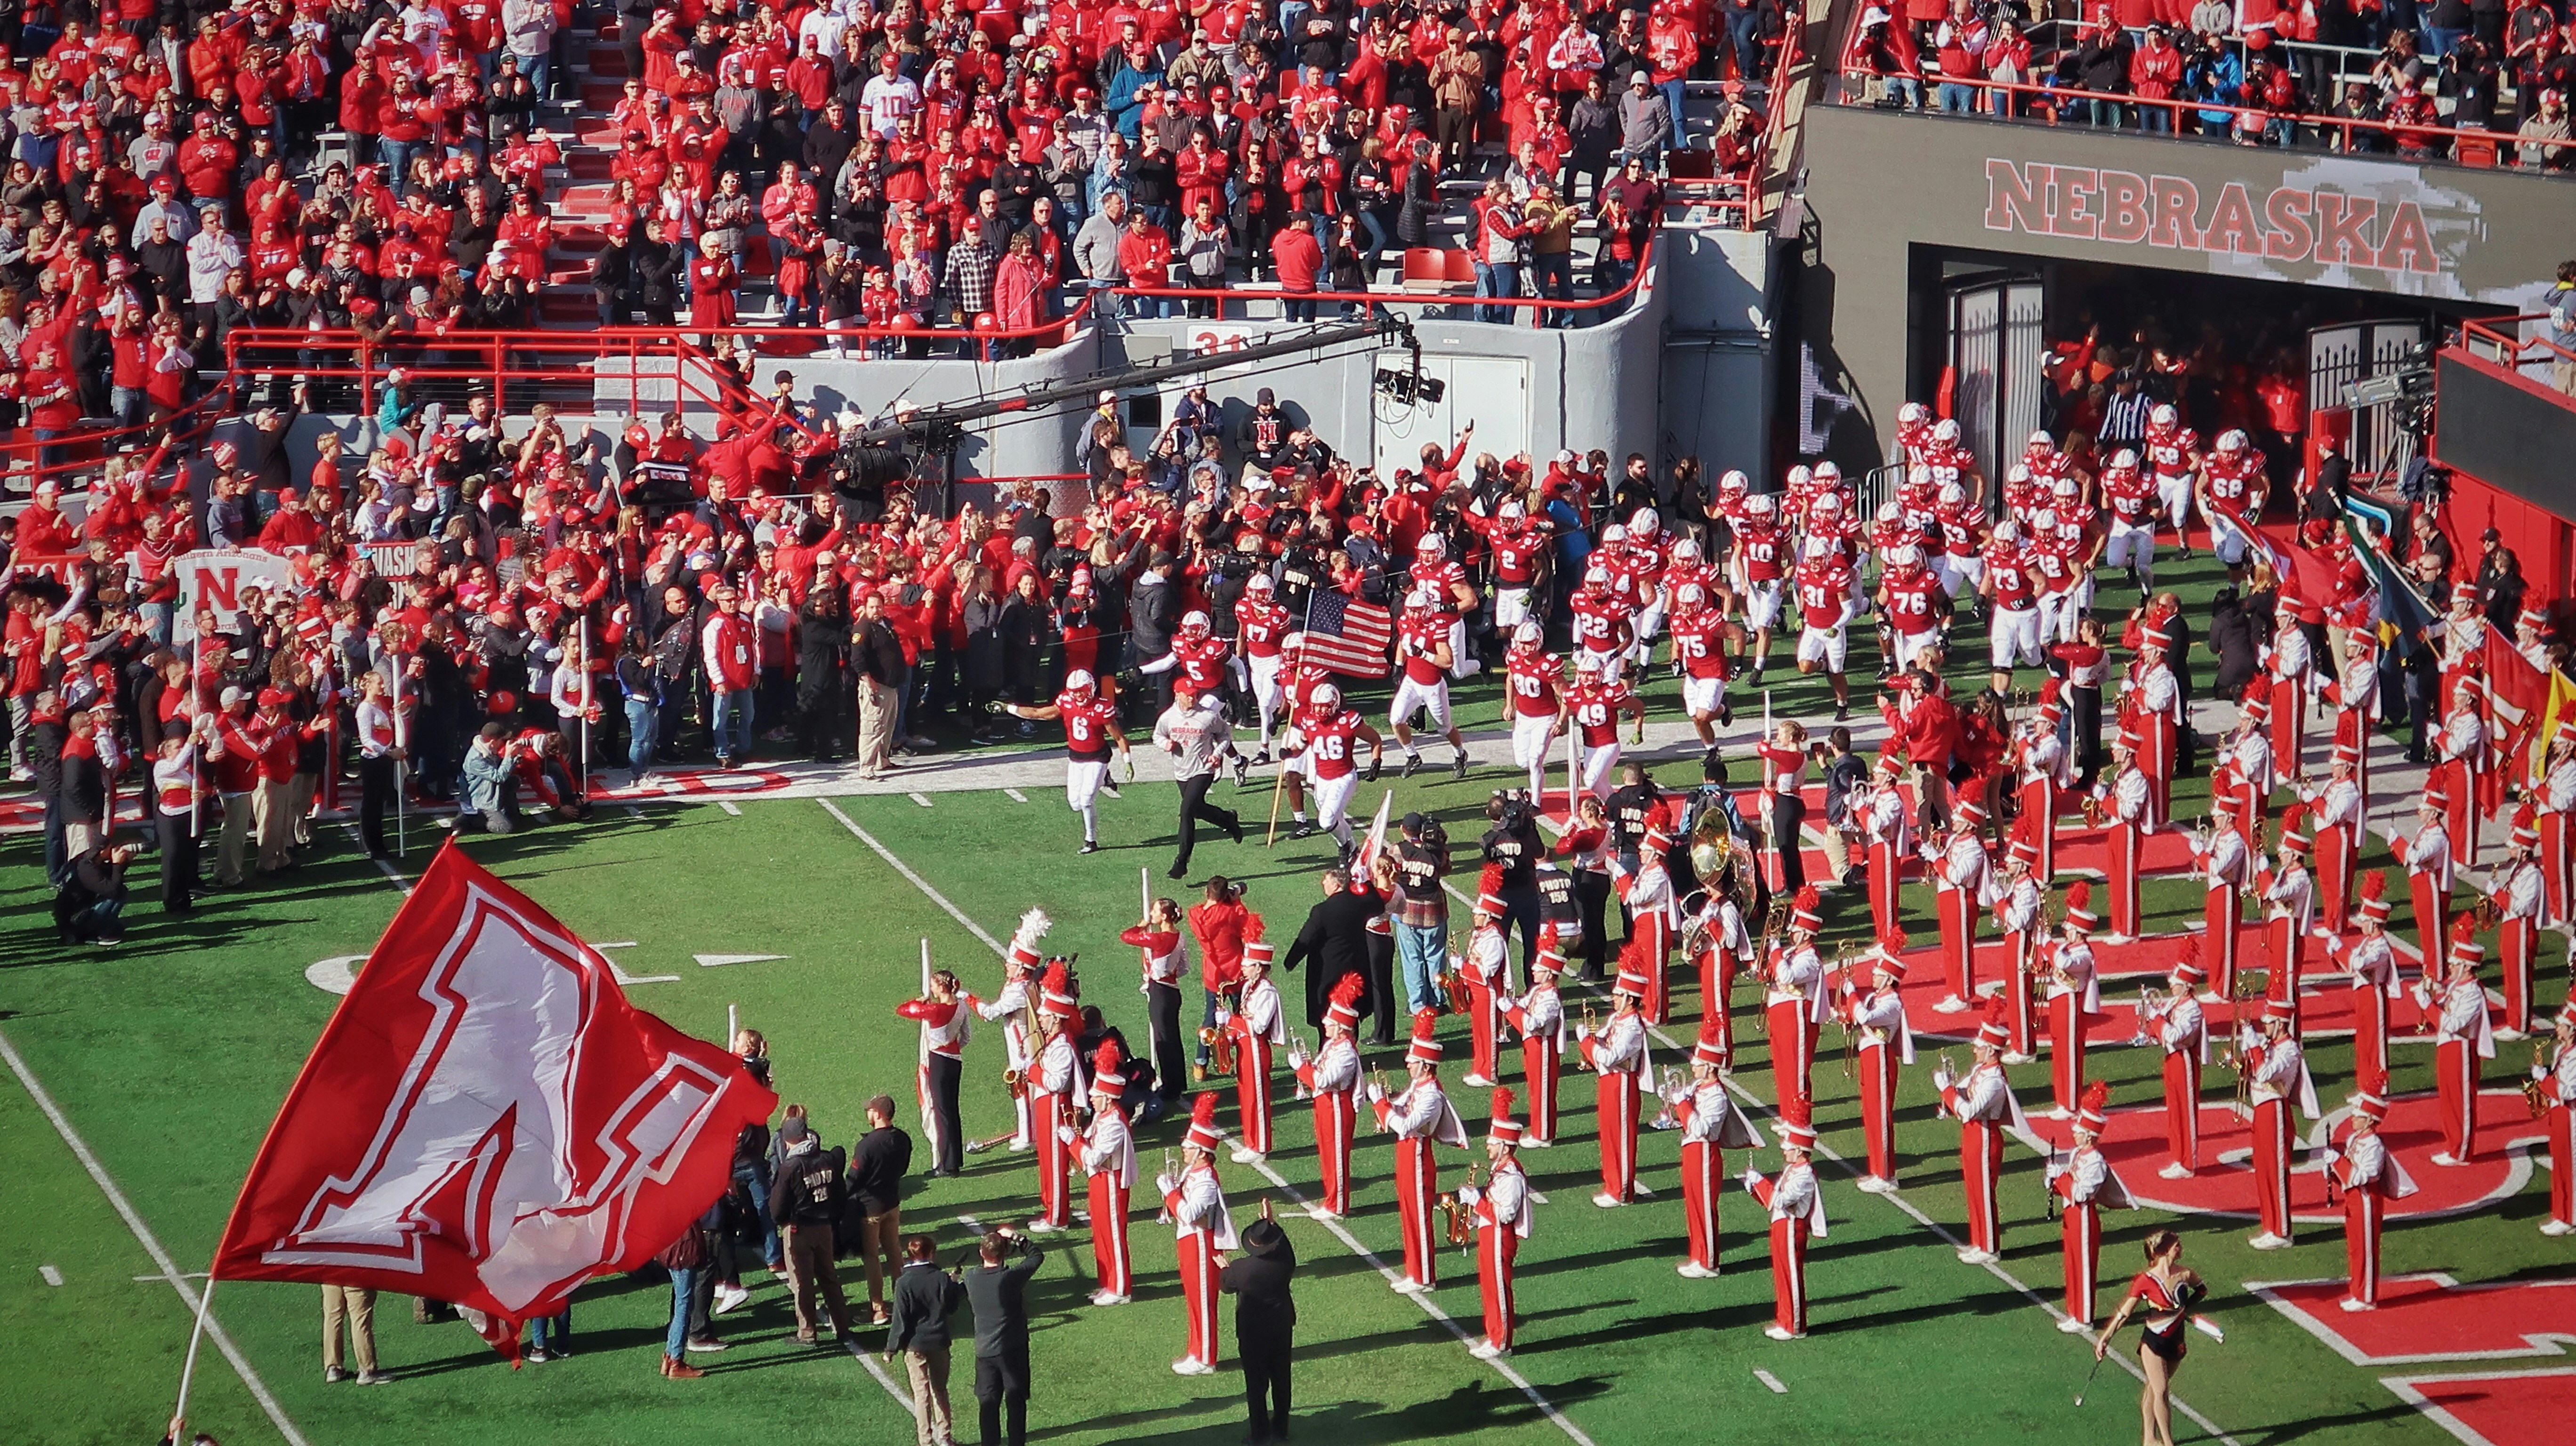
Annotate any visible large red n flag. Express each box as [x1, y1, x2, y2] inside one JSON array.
[[214, 842, 773, 1351]]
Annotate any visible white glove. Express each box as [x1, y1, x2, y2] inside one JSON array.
[[1575, 1026, 1593, 1045], [1738, 1167, 1763, 1191], [1154, 1173, 1175, 1196], [2536, 1063, 2551, 1081], [1457, 1183, 1481, 1206], [1931, 1068, 1952, 1091], [1057, 1124, 1077, 1145], [1365, 1081, 1385, 1104]]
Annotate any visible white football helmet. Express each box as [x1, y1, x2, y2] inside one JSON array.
[[1932, 418, 1962, 443]]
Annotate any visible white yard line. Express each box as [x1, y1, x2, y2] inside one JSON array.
[[911, 793, 935, 808], [831, 802, 1596, 1446], [0, 1029, 310, 1446], [1753, 1368, 1787, 1393], [38, 1265, 61, 1286], [718, 800, 743, 816], [1005, 789, 1029, 803]]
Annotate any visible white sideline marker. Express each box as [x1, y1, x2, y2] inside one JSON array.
[[1754, 1369, 1787, 1394], [911, 793, 934, 808], [1005, 789, 1029, 803], [39, 1265, 61, 1286]]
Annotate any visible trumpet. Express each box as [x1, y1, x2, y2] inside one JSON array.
[[2128, 986, 2157, 1047], [1371, 1068, 1392, 1126], [1935, 1050, 1960, 1116], [1162, 1147, 1179, 1185]]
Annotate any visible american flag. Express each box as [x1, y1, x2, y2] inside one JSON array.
[[1300, 589, 1394, 678]]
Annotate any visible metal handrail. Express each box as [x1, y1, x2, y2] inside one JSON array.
[[0, 376, 240, 489], [2458, 313, 2576, 372], [1109, 234, 1658, 325]]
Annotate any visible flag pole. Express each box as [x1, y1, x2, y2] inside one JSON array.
[[1141, 865, 1151, 926], [189, 626, 205, 841], [727, 1003, 739, 1048], [169, 1269, 218, 1437], [393, 643, 408, 860]]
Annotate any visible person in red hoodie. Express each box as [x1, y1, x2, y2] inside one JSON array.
[[700, 581, 758, 768], [1117, 208, 1175, 318], [256, 488, 322, 552], [1270, 219, 1322, 321], [1187, 876, 1252, 1080]]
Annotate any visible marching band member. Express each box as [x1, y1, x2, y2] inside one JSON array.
[[1075, 1041, 1136, 1305], [1461, 1089, 1533, 1359], [1159, 1094, 1238, 1375], [1669, 1019, 1765, 1277], [2149, 947, 2208, 1178], [2049, 1083, 2135, 1332], [2045, 884, 2102, 1117], [2539, 1004, 2576, 1236], [1751, 722, 1813, 896], [2418, 924, 2495, 1166], [1933, 803, 1994, 1014], [1937, 1001, 2031, 1264], [2260, 806, 2316, 1032], [1124, 898, 1193, 1120], [2328, 625, 2380, 820], [2540, 723, 2576, 924], [1026, 963, 1083, 1234], [2330, 1092, 2416, 1311], [1767, 887, 1830, 1107], [1621, 823, 1681, 1024], [1683, 873, 1751, 1054], [2306, 747, 2365, 936], [976, 909, 1053, 1152], [1996, 828, 2045, 1062], [1579, 959, 1655, 1207], [2245, 999, 2321, 1250], [1370, 1010, 1469, 1291], [1857, 755, 1914, 939], [1500, 934, 1566, 1146], [2193, 790, 2253, 999], [1742, 1095, 1826, 1341], [1297, 974, 1367, 1219], [1846, 931, 1914, 1193], [897, 968, 971, 1178], [2019, 682, 2071, 883], [2344, 873, 2400, 1097], [1226, 925, 1287, 1164], [2105, 729, 2151, 940], [1459, 884, 1511, 1087], [2437, 674, 2492, 869], [2494, 810, 2544, 1039], [2268, 607, 2315, 778], [2404, 787, 2455, 985], [2125, 624, 2183, 827]]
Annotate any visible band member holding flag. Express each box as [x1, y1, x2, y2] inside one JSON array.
[[1225, 922, 1286, 1164], [897, 963, 970, 1177], [1460, 1088, 1533, 1359], [1742, 1094, 1826, 1341], [1296, 974, 1367, 1220], [2050, 1082, 2135, 1332], [1077, 1042, 1136, 1305], [1580, 958, 1654, 1207], [2331, 1091, 2416, 1310], [1371, 1010, 1469, 1291], [1160, 1094, 1237, 1376], [1501, 932, 1567, 1146], [1669, 1019, 1764, 1277]]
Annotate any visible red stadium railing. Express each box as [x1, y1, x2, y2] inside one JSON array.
[[2458, 314, 2576, 374], [1111, 233, 1658, 325], [0, 378, 240, 497]]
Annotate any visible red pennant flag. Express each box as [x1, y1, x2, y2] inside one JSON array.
[[213, 841, 775, 1357]]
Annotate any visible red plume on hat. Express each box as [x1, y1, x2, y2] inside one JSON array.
[[2360, 870, 2388, 903], [1795, 884, 1821, 915], [2065, 880, 2093, 917], [1242, 911, 1266, 943], [2080, 1080, 2110, 1115], [1878, 926, 1908, 955], [1093, 1038, 1124, 1077], [1480, 860, 1506, 897], [1405, 1006, 1444, 1063], [1192, 1092, 1220, 1130], [1330, 972, 1366, 1011], [1491, 1084, 1518, 1133], [2176, 933, 2200, 964]]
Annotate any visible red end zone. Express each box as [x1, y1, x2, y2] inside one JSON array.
[[2251, 1276, 2576, 1446], [2383, 1368, 2576, 1446]]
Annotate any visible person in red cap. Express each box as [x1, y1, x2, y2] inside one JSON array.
[[1836, 930, 1911, 1192], [1936, 1000, 2027, 1263], [2306, 743, 2365, 934], [1224, 923, 1286, 1164], [2191, 787, 2253, 999], [1458, 883, 1510, 1087], [2244, 998, 2319, 1250], [1458, 1087, 1532, 1359], [1852, 755, 1911, 940], [1074, 1040, 1136, 1306], [1025, 962, 1083, 1234], [1764, 886, 1828, 1106], [2400, 789, 2454, 981], [1368, 1010, 1467, 1292], [2097, 731, 2147, 940], [2258, 804, 2316, 1033], [2329, 1091, 2416, 1311], [1741, 1093, 1825, 1341], [1932, 803, 1991, 1014], [1665, 1019, 1761, 1278], [2044, 883, 2101, 1117], [1579, 957, 1652, 1208], [1296, 973, 1367, 1220], [1994, 823, 2044, 1060], [2494, 810, 2544, 1039], [1158, 1094, 1237, 1376], [1500, 932, 1566, 1145], [2417, 924, 2495, 1167], [2539, 1003, 2576, 1237], [2048, 1082, 2134, 1332]]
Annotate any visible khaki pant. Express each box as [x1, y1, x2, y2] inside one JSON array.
[[906, 1343, 955, 1446], [782, 1221, 852, 1337], [858, 678, 898, 777], [1819, 824, 1853, 881], [253, 779, 294, 872], [288, 771, 317, 845], [215, 793, 255, 885], [322, 1285, 378, 1374], [857, 1204, 902, 1310]]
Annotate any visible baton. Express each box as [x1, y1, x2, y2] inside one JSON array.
[[2074, 1348, 2108, 1406]]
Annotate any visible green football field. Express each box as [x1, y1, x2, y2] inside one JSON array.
[[2, 551, 2559, 1446]]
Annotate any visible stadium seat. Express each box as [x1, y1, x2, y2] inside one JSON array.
[[2454, 134, 2497, 168], [1442, 249, 1477, 284], [1401, 248, 1449, 290]]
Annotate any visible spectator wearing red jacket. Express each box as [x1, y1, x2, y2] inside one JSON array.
[[1188, 880, 1253, 1076], [1271, 222, 1323, 321], [1117, 209, 1175, 318]]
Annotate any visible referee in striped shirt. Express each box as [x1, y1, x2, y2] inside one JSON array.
[[2099, 370, 2154, 452]]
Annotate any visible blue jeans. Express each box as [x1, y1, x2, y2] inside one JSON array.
[[2423, 25, 2464, 58], [523, 1306, 570, 1352], [1939, 81, 1975, 112], [1396, 921, 1447, 1013], [2139, 101, 2173, 133], [510, 53, 550, 99], [1126, 293, 1175, 319], [1284, 291, 1317, 321], [735, 1165, 782, 1269], [1474, 261, 1521, 323], [664, 1266, 698, 1358], [625, 696, 659, 777], [140, 602, 173, 647], [711, 689, 755, 762], [1727, 7, 1766, 77], [377, 137, 412, 178], [2087, 98, 2126, 129], [1531, 251, 1572, 324]]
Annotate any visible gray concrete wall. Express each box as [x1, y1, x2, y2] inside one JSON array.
[[1661, 225, 1779, 484], [1796, 101, 2576, 470]]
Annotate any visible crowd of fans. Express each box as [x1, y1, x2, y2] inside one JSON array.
[[1843, 0, 2576, 167]]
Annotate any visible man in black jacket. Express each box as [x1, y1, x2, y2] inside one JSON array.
[[884, 1235, 964, 1446], [769, 1115, 862, 1351], [631, 215, 683, 324], [845, 1095, 913, 1324], [962, 1227, 1045, 1446], [1220, 1202, 1298, 1444], [1280, 867, 1380, 1032]]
